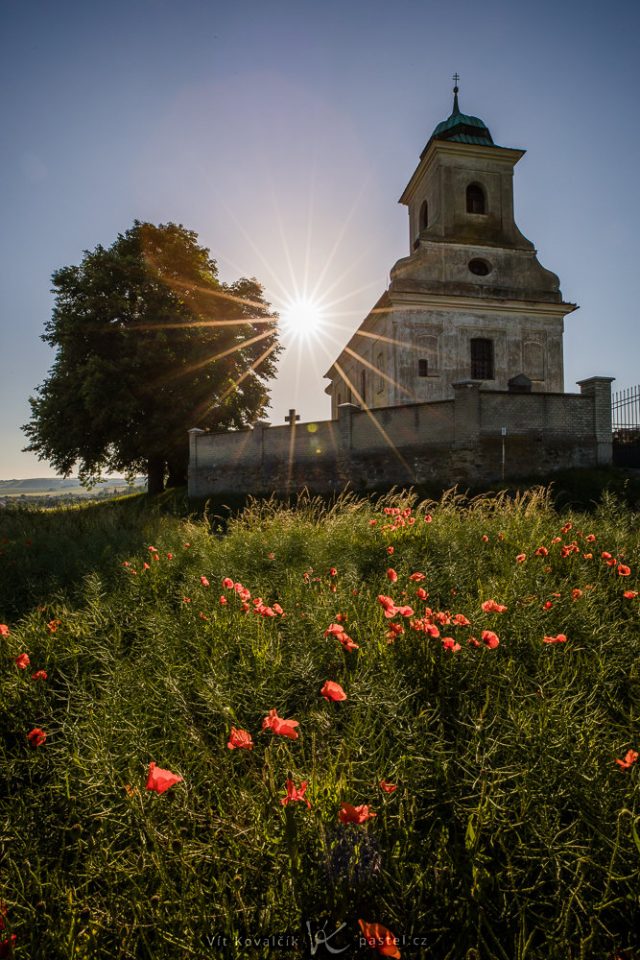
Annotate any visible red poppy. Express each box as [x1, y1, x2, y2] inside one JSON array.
[[142, 562, 151, 571], [280, 778, 311, 809], [585, 534, 596, 542], [27, 728, 46, 747], [543, 600, 553, 610], [200, 576, 210, 587], [222, 577, 234, 589], [442, 637, 461, 652], [272, 603, 284, 616], [166, 553, 173, 560], [543, 633, 568, 644], [377, 595, 398, 618], [31, 670, 47, 681], [47, 619, 61, 633], [535, 546, 549, 557], [425, 623, 440, 638], [15, 653, 30, 670], [369, 519, 378, 526], [424, 514, 433, 523], [386, 568, 398, 583], [338, 803, 376, 824], [481, 599, 508, 613], [615, 749, 639, 770], [262, 709, 299, 740], [452, 613, 470, 626], [146, 762, 183, 794], [227, 727, 254, 750], [182, 597, 191, 603], [379, 780, 397, 793], [617, 564, 631, 577], [571, 588, 583, 600], [219, 596, 228, 605], [358, 920, 401, 958], [329, 567, 338, 577], [481, 630, 500, 649], [409, 572, 425, 582], [338, 632, 359, 652], [623, 591, 638, 599], [0, 625, 9, 637], [321, 681, 347, 702], [148, 545, 158, 553], [416, 587, 428, 601], [468, 636, 481, 647], [386, 546, 394, 555], [481, 534, 489, 543], [198, 612, 209, 621]]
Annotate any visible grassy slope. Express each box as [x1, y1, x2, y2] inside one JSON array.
[[1, 489, 639, 959]]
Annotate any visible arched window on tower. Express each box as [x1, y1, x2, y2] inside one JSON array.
[[466, 183, 486, 215], [420, 200, 429, 230]]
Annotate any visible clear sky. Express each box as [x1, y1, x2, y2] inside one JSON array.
[[1, 0, 638, 479]]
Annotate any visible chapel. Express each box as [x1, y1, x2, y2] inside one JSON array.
[[323, 83, 578, 417]]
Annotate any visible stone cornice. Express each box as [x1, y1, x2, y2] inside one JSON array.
[[387, 290, 578, 318]]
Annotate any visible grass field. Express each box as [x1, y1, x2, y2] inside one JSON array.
[[1, 488, 639, 959]]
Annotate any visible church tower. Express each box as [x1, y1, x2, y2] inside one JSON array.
[[324, 83, 577, 415]]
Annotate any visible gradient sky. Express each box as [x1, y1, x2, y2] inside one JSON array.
[[1, 0, 638, 479]]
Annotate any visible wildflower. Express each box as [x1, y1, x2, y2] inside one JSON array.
[[377, 595, 399, 618], [543, 633, 568, 644], [481, 599, 508, 613], [516, 553, 527, 564], [442, 637, 461, 652], [262, 709, 299, 740], [543, 600, 553, 610], [227, 727, 254, 750], [617, 564, 631, 577], [31, 670, 47, 681], [219, 595, 228, 605], [338, 803, 376, 824], [146, 762, 183, 794], [452, 613, 470, 627], [222, 577, 234, 589], [416, 587, 428, 601], [166, 553, 173, 560], [481, 534, 489, 542], [0, 624, 9, 637], [571, 588, 583, 600], [583, 553, 593, 560], [561, 522, 573, 534], [27, 728, 46, 747], [358, 919, 401, 958], [148, 545, 158, 553], [142, 562, 150, 571], [337, 632, 359, 652], [369, 519, 378, 526], [425, 623, 440, 638], [623, 591, 638, 599], [198, 612, 209, 621], [386, 568, 398, 583], [535, 546, 549, 557], [183, 542, 191, 549], [281, 778, 311, 809], [386, 622, 404, 642], [182, 597, 191, 603], [615, 749, 639, 771], [272, 603, 284, 616], [424, 514, 433, 523], [386, 546, 394, 555], [321, 681, 347, 702], [335, 612, 347, 622], [468, 636, 481, 647], [15, 653, 30, 670], [585, 534, 596, 542], [47, 619, 61, 633], [379, 780, 397, 793], [200, 576, 210, 587], [409, 572, 426, 582], [481, 630, 500, 649], [329, 567, 338, 577]]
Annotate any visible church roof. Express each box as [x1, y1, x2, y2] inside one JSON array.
[[421, 87, 495, 158]]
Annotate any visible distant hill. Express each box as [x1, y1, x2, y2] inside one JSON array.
[[0, 477, 142, 495]]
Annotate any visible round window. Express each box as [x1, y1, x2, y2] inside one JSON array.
[[468, 259, 492, 276]]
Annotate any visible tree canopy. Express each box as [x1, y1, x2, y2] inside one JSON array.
[[23, 221, 281, 493]]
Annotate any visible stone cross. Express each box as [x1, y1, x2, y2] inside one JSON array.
[[285, 408, 300, 426]]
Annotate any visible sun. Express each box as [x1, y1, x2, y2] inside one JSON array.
[[280, 296, 327, 340]]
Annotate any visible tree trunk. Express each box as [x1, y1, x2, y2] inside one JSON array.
[[147, 458, 165, 495], [166, 456, 188, 488]]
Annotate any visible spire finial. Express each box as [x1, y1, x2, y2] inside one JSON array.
[[452, 73, 460, 114]]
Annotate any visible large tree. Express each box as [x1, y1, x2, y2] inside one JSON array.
[[24, 221, 281, 493]]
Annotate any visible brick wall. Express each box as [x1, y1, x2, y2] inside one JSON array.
[[188, 378, 613, 497]]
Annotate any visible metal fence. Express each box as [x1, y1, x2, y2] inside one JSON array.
[[612, 385, 640, 436]]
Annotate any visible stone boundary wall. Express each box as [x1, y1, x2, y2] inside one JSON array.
[[188, 377, 614, 497]]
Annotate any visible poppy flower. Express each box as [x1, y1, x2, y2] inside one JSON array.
[[47, 619, 61, 633], [442, 637, 461, 652], [200, 576, 210, 587], [329, 567, 338, 577], [409, 572, 426, 582], [543, 600, 553, 610], [15, 653, 30, 670], [615, 749, 639, 770], [543, 633, 568, 644], [338, 803, 376, 824], [27, 728, 46, 747], [337, 632, 359, 652], [425, 623, 440, 639], [481, 534, 489, 542], [142, 562, 151, 571], [321, 681, 347, 702], [166, 553, 173, 560], [146, 762, 183, 794], [31, 670, 47, 681], [227, 727, 254, 750], [272, 603, 284, 616], [219, 596, 228, 605], [617, 564, 631, 577], [481, 630, 500, 649], [377, 595, 399, 618], [358, 920, 401, 958], [571, 589, 583, 600], [481, 599, 508, 613], [386, 568, 398, 583], [222, 577, 234, 589], [386, 546, 394, 555], [182, 597, 191, 603], [379, 780, 397, 793], [369, 519, 378, 526], [535, 546, 549, 557], [468, 636, 481, 647], [452, 613, 470, 627], [148, 545, 158, 553], [0, 625, 9, 637], [585, 534, 596, 542], [416, 587, 428, 601], [262, 709, 299, 740], [280, 778, 311, 809], [623, 591, 638, 599], [424, 514, 433, 523]]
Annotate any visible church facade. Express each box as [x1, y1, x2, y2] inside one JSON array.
[[325, 85, 574, 415], [187, 88, 613, 499]]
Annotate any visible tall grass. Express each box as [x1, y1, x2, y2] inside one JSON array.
[[1, 488, 639, 959]]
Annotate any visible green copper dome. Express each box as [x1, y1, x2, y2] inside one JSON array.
[[421, 87, 494, 157]]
